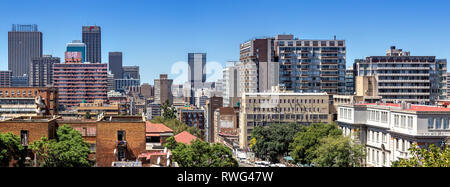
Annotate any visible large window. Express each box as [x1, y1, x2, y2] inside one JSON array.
[[428, 118, 434, 129], [435, 118, 441, 129], [407, 116, 413, 129], [20, 130, 29, 146]]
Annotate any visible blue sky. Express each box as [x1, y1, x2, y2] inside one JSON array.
[[0, 0, 449, 84]]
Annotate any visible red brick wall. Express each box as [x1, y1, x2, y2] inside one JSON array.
[[96, 121, 146, 167]]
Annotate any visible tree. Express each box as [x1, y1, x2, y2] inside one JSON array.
[[171, 139, 238, 167], [160, 99, 177, 120], [0, 132, 25, 167], [251, 123, 303, 162], [312, 136, 366, 167], [289, 123, 342, 165], [84, 111, 91, 119], [30, 125, 92, 167], [151, 116, 204, 140], [392, 143, 450, 167], [165, 136, 178, 150]]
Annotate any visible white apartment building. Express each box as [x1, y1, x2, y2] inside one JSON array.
[[337, 102, 450, 167]]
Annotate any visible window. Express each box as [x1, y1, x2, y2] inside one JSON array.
[[407, 116, 413, 129], [444, 118, 449, 129], [435, 117, 441, 129], [400, 116, 406, 128], [21, 130, 29, 146], [394, 115, 399, 127], [428, 118, 434, 129], [396, 138, 399, 150], [117, 131, 126, 141]]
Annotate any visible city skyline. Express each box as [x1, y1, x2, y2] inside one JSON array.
[[1, 0, 450, 84]]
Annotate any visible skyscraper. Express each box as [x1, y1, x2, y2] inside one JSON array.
[[154, 74, 173, 105], [188, 53, 206, 104], [66, 40, 86, 62], [8, 24, 42, 78], [122, 66, 140, 79], [188, 53, 206, 89], [109, 52, 123, 79], [29, 55, 60, 87], [82, 26, 101, 63]]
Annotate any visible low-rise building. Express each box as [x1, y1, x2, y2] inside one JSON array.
[[239, 91, 333, 149], [77, 100, 122, 116], [337, 102, 450, 167], [0, 87, 58, 118]]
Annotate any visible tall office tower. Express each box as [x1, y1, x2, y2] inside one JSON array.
[[354, 46, 447, 105], [154, 74, 173, 104], [122, 66, 140, 79], [109, 52, 123, 79], [29, 55, 60, 87], [53, 60, 108, 109], [240, 38, 278, 93], [188, 53, 206, 88], [8, 24, 43, 80], [275, 34, 346, 94], [222, 61, 241, 107], [140, 83, 153, 99], [82, 26, 101, 63], [188, 53, 206, 104], [345, 67, 355, 95], [66, 40, 86, 62], [0, 71, 12, 87]]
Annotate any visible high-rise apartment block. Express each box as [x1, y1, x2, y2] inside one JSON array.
[[29, 55, 60, 87], [82, 26, 101, 63], [53, 62, 108, 109], [109, 52, 123, 79], [154, 74, 173, 104], [239, 34, 346, 95], [276, 35, 346, 94], [8, 24, 42, 81], [354, 46, 447, 104]]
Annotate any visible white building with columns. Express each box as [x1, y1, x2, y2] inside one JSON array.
[[337, 102, 450, 167]]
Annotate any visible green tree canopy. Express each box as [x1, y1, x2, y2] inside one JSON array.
[[312, 136, 365, 167], [289, 123, 342, 165], [392, 143, 450, 167], [251, 123, 303, 162], [151, 116, 204, 140], [171, 139, 238, 167], [30, 125, 92, 167], [160, 99, 177, 120], [0, 132, 24, 167]]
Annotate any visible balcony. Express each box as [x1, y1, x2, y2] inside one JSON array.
[[116, 140, 127, 148]]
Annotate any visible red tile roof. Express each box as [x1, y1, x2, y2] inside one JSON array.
[[174, 131, 198, 145], [357, 103, 450, 112], [146, 121, 173, 133]]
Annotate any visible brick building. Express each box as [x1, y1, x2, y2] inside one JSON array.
[[96, 116, 146, 167], [0, 87, 58, 118]]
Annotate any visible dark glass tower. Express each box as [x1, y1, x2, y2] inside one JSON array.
[[109, 52, 123, 79], [82, 26, 101, 63], [8, 24, 43, 77]]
